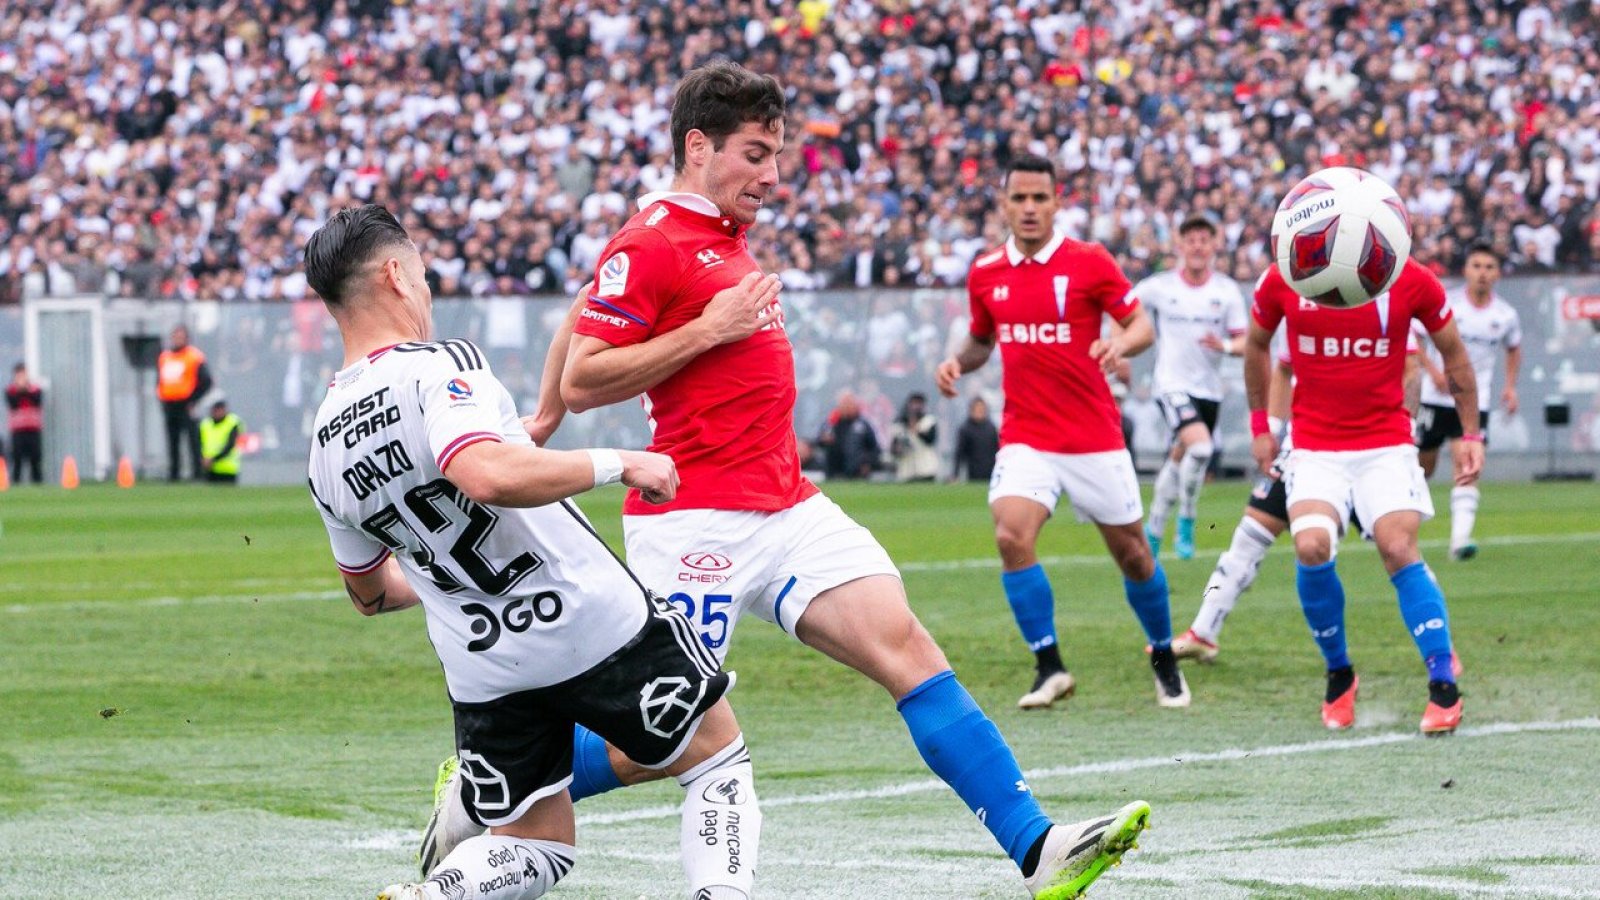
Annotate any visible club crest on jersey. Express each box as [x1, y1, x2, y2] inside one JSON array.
[[447, 378, 473, 401], [992, 285, 1009, 302], [1053, 276, 1070, 319], [697, 249, 724, 268], [597, 252, 629, 298]]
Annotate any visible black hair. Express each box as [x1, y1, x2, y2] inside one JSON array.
[[1003, 154, 1058, 191], [1464, 242, 1501, 265], [303, 204, 413, 305], [1178, 213, 1218, 236], [12, 362, 24, 374], [671, 60, 786, 173]]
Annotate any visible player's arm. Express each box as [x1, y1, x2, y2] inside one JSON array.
[[445, 441, 677, 508], [1403, 349, 1423, 417], [563, 271, 782, 412], [935, 333, 995, 398], [1089, 305, 1154, 373], [1268, 357, 1293, 425], [522, 283, 591, 445], [1428, 319, 1483, 485], [342, 557, 422, 617], [1502, 343, 1521, 414], [1242, 319, 1278, 474]]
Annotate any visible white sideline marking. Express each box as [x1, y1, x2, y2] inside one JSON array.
[[1117, 869, 1600, 898], [897, 530, 1600, 572], [577, 717, 1600, 826], [2, 590, 343, 615]]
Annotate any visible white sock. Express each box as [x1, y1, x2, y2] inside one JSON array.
[[1177, 442, 1214, 520], [421, 834, 574, 899], [677, 736, 760, 900], [422, 777, 487, 877], [1450, 485, 1480, 549], [1148, 457, 1181, 535], [1191, 516, 1276, 642]]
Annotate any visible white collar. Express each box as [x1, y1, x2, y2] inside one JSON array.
[[637, 191, 721, 217], [1004, 230, 1067, 266]]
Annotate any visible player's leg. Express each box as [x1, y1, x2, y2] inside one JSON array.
[[1356, 449, 1461, 734], [1181, 501, 1286, 662], [1145, 442, 1182, 555], [1284, 448, 1359, 728], [1448, 412, 1487, 561], [1171, 414, 1216, 560], [794, 574, 1149, 896], [385, 790, 579, 900], [987, 445, 1076, 708]]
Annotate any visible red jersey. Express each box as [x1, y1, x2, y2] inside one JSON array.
[[1252, 260, 1452, 451], [572, 192, 818, 515], [966, 233, 1138, 454]]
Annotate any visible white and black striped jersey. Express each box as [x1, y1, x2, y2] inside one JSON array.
[[308, 340, 649, 703], [1132, 270, 1248, 402], [1418, 290, 1520, 411]]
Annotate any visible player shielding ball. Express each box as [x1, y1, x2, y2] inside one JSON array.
[[1130, 215, 1249, 560], [302, 205, 763, 900], [1415, 244, 1521, 561], [429, 63, 1151, 900], [937, 155, 1188, 712], [1246, 260, 1481, 735]]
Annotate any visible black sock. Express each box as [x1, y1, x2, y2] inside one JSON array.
[[1034, 644, 1065, 674], [1021, 828, 1050, 878], [1428, 679, 1460, 706], [1325, 665, 1356, 702]]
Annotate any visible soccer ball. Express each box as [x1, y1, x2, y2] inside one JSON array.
[[1270, 167, 1412, 309]]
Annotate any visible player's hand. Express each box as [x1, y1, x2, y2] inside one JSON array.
[[619, 450, 678, 504], [1453, 439, 1483, 487], [1088, 336, 1127, 375], [699, 272, 782, 346], [521, 413, 560, 446], [1251, 433, 1280, 476], [1198, 333, 1225, 352], [935, 357, 963, 398], [1501, 385, 1519, 414]]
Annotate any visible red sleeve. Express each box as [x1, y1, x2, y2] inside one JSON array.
[[1091, 245, 1137, 320], [967, 266, 995, 338], [1250, 267, 1286, 332], [573, 228, 675, 347], [1407, 263, 1454, 333]]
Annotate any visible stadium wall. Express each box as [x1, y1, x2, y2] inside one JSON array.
[[1, 276, 1596, 485]]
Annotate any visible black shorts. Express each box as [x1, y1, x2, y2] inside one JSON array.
[[1157, 392, 1221, 437], [451, 596, 730, 826], [1416, 404, 1490, 451], [1246, 471, 1289, 522]]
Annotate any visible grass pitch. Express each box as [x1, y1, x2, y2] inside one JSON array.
[[2, 479, 1598, 898]]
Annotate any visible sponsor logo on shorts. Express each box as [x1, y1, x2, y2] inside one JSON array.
[[701, 776, 746, 805], [457, 749, 511, 812], [639, 676, 708, 739], [681, 551, 733, 571]]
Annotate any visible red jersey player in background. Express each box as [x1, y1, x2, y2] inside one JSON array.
[[1245, 260, 1481, 735], [426, 62, 1152, 900], [936, 155, 1188, 712]]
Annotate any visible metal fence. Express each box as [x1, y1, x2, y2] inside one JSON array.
[[3, 275, 1597, 485]]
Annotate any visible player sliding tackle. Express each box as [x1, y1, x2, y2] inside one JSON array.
[[303, 204, 762, 900], [426, 61, 1151, 900]]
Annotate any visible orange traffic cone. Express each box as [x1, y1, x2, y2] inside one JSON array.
[[116, 455, 136, 488], [0, 457, 9, 492], [60, 455, 79, 489]]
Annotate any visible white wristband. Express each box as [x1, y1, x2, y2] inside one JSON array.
[[586, 448, 624, 488]]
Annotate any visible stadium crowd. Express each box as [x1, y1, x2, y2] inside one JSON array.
[[1, 0, 1598, 305]]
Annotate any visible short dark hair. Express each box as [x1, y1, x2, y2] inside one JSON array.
[[670, 60, 786, 173], [1003, 154, 1057, 190], [12, 362, 24, 374], [303, 204, 413, 306], [1179, 213, 1218, 236], [1465, 242, 1501, 265]]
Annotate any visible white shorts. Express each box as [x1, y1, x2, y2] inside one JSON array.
[[987, 444, 1144, 526], [1284, 445, 1435, 532], [623, 493, 900, 662]]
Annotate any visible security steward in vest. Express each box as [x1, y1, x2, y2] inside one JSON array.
[[199, 399, 242, 484], [157, 325, 213, 481]]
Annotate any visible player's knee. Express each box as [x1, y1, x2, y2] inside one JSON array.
[[1184, 440, 1214, 463], [1112, 535, 1155, 580], [1290, 518, 1337, 566], [993, 523, 1035, 566], [1375, 534, 1420, 573]]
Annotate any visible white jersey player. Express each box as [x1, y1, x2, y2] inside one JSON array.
[[1131, 215, 1248, 560], [302, 204, 762, 900], [1415, 245, 1521, 560]]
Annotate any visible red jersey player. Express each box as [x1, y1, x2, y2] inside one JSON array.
[[1245, 260, 1481, 735], [936, 155, 1187, 712], [426, 62, 1152, 900]]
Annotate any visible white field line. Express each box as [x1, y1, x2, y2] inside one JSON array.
[[897, 530, 1600, 573], [8, 528, 1599, 615], [577, 717, 1600, 827]]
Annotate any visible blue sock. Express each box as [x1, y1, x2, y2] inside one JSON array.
[[897, 671, 1051, 870], [1124, 564, 1172, 649], [1001, 565, 1057, 652], [1297, 560, 1350, 670], [568, 725, 622, 802], [1391, 561, 1455, 683]]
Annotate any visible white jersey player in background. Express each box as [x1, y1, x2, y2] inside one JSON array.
[[302, 204, 763, 900], [1415, 244, 1521, 560], [1131, 215, 1249, 560]]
